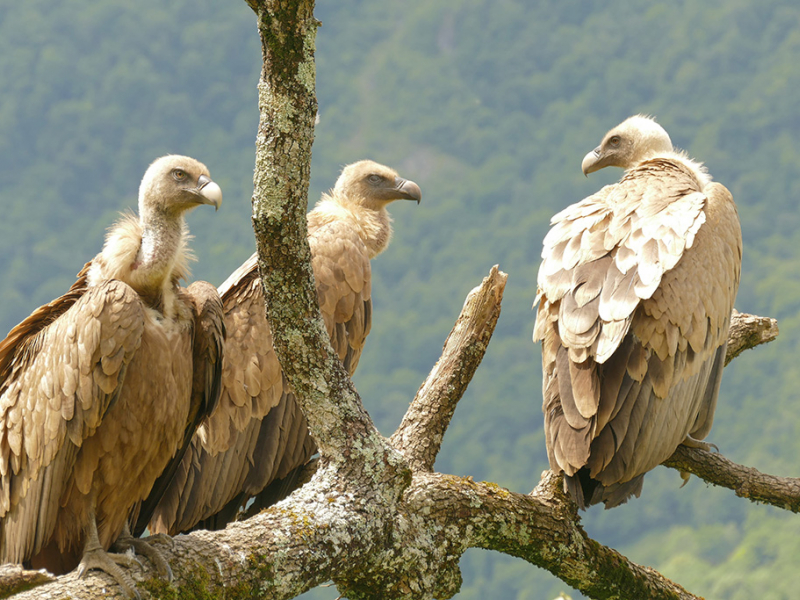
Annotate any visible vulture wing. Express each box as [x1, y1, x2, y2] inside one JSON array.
[[535, 158, 741, 507], [133, 281, 225, 536], [148, 219, 372, 534], [0, 279, 145, 563], [0, 263, 91, 387]]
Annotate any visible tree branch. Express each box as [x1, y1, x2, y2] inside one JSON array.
[[725, 309, 778, 365], [402, 471, 701, 600], [248, 0, 405, 485], [663, 446, 800, 512], [390, 265, 508, 471]]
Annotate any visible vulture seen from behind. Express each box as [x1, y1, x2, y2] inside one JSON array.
[[141, 159, 421, 535], [0, 156, 224, 597], [533, 115, 742, 508]]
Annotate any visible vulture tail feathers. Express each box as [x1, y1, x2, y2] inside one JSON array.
[[564, 469, 645, 509]]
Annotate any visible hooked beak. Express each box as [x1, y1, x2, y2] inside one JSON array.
[[581, 147, 603, 176], [194, 174, 223, 210], [394, 177, 422, 204]]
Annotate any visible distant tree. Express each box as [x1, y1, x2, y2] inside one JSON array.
[[8, 1, 791, 599]]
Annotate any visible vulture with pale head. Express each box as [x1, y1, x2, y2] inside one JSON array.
[[533, 115, 741, 508], [0, 155, 224, 597], [139, 159, 421, 535]]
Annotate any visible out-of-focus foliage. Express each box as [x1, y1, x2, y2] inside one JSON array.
[[1, 1, 800, 598]]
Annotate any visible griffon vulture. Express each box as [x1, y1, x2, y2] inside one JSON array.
[[533, 115, 742, 508], [0, 156, 224, 597], [139, 160, 421, 535]]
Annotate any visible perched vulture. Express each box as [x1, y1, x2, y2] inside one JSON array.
[[138, 160, 421, 535], [533, 115, 742, 508], [0, 156, 224, 597]]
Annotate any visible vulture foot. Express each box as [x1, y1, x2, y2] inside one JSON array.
[[678, 436, 719, 487], [679, 470, 691, 488], [77, 546, 142, 599], [79, 496, 142, 598], [145, 532, 175, 549], [113, 526, 174, 582], [680, 435, 719, 452]]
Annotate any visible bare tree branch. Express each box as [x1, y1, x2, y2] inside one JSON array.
[[406, 471, 702, 600], [248, 0, 405, 488], [663, 446, 800, 512], [725, 309, 778, 365], [0, 564, 54, 598], [391, 265, 508, 471]]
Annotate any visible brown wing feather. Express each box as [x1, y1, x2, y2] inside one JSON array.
[[0, 262, 91, 389], [149, 219, 373, 533], [535, 160, 741, 508], [0, 280, 145, 563], [133, 281, 224, 536]]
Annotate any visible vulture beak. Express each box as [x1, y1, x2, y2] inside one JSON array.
[[394, 177, 422, 204], [194, 175, 223, 211], [581, 147, 603, 176]]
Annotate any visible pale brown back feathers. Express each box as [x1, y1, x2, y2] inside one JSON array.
[[148, 160, 420, 534], [535, 116, 742, 508]]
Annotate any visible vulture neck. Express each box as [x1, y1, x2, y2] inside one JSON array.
[[88, 209, 192, 317], [137, 210, 188, 282], [314, 193, 393, 258], [635, 150, 712, 188]]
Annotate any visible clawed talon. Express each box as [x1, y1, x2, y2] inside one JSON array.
[[145, 532, 175, 549], [113, 523, 173, 582], [680, 435, 719, 453], [77, 497, 142, 598], [679, 470, 691, 488], [77, 546, 141, 599]]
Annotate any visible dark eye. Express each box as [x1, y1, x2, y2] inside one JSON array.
[[172, 169, 187, 181], [609, 136, 621, 147], [367, 174, 382, 184]]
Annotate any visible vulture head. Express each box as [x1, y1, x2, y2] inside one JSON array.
[[581, 115, 673, 175], [335, 160, 422, 209], [139, 155, 223, 219], [90, 155, 223, 303]]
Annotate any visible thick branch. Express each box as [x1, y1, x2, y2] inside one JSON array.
[[10, 474, 343, 600], [402, 471, 700, 600], [725, 309, 778, 365], [663, 446, 800, 512], [390, 265, 508, 471], [0, 564, 54, 598], [248, 0, 402, 477]]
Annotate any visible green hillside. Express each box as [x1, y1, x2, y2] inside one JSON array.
[[2, 1, 800, 598]]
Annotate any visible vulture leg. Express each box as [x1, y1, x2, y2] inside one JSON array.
[[678, 435, 718, 484], [679, 434, 718, 452], [76, 493, 141, 599], [112, 522, 174, 582]]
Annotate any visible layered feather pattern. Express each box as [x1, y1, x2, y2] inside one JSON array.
[[535, 118, 741, 508]]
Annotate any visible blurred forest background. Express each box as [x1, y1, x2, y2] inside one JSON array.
[[1, 1, 799, 598]]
